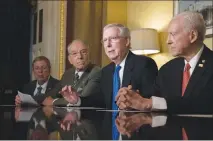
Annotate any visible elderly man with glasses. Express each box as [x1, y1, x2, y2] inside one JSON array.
[[42, 39, 101, 107], [100, 23, 158, 110]]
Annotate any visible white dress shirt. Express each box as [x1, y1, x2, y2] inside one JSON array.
[[151, 45, 204, 110], [75, 71, 84, 79], [117, 51, 129, 86], [33, 78, 49, 96]]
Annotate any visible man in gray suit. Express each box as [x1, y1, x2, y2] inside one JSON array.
[[42, 39, 101, 106]]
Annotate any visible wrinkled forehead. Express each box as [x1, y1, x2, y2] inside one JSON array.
[[103, 26, 120, 38], [168, 18, 184, 32]]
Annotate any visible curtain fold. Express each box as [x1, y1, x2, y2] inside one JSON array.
[[66, 1, 105, 69]]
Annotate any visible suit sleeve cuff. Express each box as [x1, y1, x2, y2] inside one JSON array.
[[151, 96, 167, 110]]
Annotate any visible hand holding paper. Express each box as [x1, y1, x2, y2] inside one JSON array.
[[18, 91, 38, 106]]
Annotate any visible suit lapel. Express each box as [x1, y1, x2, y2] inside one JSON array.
[[31, 81, 37, 96], [184, 46, 209, 97], [45, 76, 53, 93], [122, 52, 134, 87], [105, 63, 114, 109], [173, 58, 185, 97]]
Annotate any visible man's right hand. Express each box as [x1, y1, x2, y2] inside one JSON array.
[[15, 95, 21, 106]]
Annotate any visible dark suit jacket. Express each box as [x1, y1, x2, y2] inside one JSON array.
[[47, 63, 101, 106], [101, 51, 158, 109], [153, 45, 213, 114], [22, 76, 59, 96], [21, 76, 59, 104]]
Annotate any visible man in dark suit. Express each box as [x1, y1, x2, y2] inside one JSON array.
[[42, 39, 101, 106], [100, 23, 158, 109], [15, 56, 59, 105], [117, 11, 213, 114]]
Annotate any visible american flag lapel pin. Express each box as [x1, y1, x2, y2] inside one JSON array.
[[198, 64, 203, 67]]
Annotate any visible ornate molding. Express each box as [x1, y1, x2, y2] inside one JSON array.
[[59, 0, 66, 79]]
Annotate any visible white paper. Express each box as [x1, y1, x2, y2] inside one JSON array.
[[16, 108, 37, 122], [18, 91, 38, 106]]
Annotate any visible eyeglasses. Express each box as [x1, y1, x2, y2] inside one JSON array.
[[101, 36, 124, 44], [70, 49, 88, 57]]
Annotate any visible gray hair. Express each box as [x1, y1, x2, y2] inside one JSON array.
[[103, 23, 130, 38], [67, 39, 89, 54], [173, 11, 206, 41]]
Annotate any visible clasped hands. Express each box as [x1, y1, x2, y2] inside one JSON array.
[[116, 112, 152, 138], [116, 85, 152, 111]]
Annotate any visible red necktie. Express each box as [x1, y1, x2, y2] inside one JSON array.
[[182, 63, 191, 96], [182, 127, 188, 140]]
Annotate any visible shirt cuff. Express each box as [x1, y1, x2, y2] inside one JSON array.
[[151, 96, 167, 110], [151, 115, 167, 127], [67, 97, 81, 107]]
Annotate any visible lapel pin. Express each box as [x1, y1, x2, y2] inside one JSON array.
[[198, 64, 203, 67], [202, 60, 205, 63]]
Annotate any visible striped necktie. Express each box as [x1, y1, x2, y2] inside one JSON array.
[[73, 73, 79, 86], [36, 86, 42, 95]]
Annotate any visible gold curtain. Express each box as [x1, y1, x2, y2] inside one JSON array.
[[66, 1, 105, 68]]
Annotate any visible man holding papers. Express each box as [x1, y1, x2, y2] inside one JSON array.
[[15, 56, 59, 106]]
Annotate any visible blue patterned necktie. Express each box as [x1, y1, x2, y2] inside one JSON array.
[[112, 65, 121, 140], [112, 65, 121, 110]]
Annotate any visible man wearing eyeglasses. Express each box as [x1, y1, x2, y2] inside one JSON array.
[[100, 23, 158, 110], [15, 56, 59, 105], [42, 39, 101, 107]]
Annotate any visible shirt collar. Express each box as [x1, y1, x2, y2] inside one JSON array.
[[117, 51, 129, 68], [36, 76, 49, 89], [184, 45, 204, 69]]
